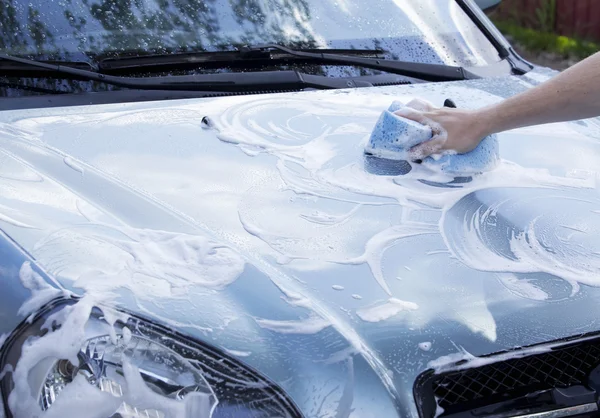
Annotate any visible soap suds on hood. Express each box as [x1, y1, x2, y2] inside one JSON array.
[[3, 89, 600, 417], [428, 342, 554, 374], [63, 156, 84, 174], [0, 202, 38, 229], [0, 211, 36, 229], [32, 224, 246, 299], [441, 188, 600, 291], [8, 295, 97, 417], [497, 273, 549, 301], [255, 315, 331, 335], [418, 342, 432, 351], [8, 289, 214, 418], [216, 95, 600, 302], [18, 261, 70, 320], [356, 298, 419, 323]]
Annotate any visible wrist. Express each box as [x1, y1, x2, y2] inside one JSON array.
[[472, 107, 497, 138]]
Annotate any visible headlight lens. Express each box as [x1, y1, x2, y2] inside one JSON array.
[[40, 334, 216, 417], [1, 299, 302, 418]]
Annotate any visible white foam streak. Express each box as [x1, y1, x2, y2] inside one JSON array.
[[8, 296, 95, 417], [429, 343, 553, 374], [510, 220, 600, 286], [42, 375, 122, 418], [0, 202, 38, 229], [255, 315, 331, 334], [121, 361, 213, 418], [356, 298, 419, 323], [300, 205, 361, 226], [497, 273, 549, 301], [223, 348, 252, 357], [18, 262, 69, 318], [33, 225, 246, 298], [346, 225, 438, 295], [63, 156, 84, 174]]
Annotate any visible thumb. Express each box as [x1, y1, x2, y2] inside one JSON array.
[[408, 136, 446, 160]]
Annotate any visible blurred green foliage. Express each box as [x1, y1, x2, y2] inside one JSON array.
[[493, 20, 599, 60]]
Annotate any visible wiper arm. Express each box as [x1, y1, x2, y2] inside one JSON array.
[[245, 44, 479, 82], [0, 59, 96, 73], [0, 53, 373, 91]]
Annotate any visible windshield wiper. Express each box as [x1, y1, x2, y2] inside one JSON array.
[[98, 44, 479, 82], [248, 44, 478, 82], [0, 53, 374, 92], [98, 47, 384, 72]]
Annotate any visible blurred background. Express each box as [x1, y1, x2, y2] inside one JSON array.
[[489, 0, 600, 70]]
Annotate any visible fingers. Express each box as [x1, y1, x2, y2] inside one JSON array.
[[393, 106, 429, 125], [408, 136, 446, 160], [405, 98, 435, 112]]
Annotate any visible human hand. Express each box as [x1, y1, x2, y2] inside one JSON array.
[[394, 99, 491, 160]]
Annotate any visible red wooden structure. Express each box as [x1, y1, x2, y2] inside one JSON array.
[[495, 0, 600, 42]]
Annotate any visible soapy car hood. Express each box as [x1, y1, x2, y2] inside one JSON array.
[[1, 68, 600, 416]]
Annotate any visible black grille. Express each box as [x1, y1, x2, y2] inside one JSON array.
[[371, 80, 412, 86], [414, 337, 600, 417]]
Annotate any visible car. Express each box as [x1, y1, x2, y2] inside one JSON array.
[[474, 0, 501, 12], [1, 0, 599, 417]]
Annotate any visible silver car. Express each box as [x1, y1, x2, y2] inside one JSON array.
[[0, 0, 599, 417]]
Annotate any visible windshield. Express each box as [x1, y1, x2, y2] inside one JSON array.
[[1, 0, 499, 67]]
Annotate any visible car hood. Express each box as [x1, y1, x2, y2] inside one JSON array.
[[1, 68, 600, 416]]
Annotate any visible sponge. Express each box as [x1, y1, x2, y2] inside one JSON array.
[[365, 101, 499, 176]]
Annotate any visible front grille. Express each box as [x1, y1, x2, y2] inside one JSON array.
[[414, 336, 600, 417], [371, 80, 412, 86]]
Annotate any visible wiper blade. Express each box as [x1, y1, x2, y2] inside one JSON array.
[[98, 48, 384, 73], [246, 44, 479, 82], [0, 53, 373, 91], [98, 45, 478, 82]]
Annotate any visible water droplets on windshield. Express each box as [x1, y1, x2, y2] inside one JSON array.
[[2, 0, 499, 65]]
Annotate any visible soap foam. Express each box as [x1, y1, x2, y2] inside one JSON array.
[[33, 224, 246, 299], [418, 342, 432, 351], [497, 273, 549, 301], [5, 92, 600, 416], [214, 95, 600, 349], [8, 296, 96, 417], [356, 298, 419, 323], [63, 156, 84, 174], [18, 262, 70, 320], [255, 315, 331, 334]]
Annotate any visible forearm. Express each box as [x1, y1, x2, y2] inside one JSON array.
[[477, 52, 600, 135]]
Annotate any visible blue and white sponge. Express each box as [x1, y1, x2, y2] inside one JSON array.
[[365, 101, 499, 175]]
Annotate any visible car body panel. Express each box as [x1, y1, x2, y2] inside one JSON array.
[[474, 0, 501, 11], [1, 67, 600, 416]]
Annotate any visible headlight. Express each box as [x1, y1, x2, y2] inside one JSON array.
[[0, 298, 302, 418]]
